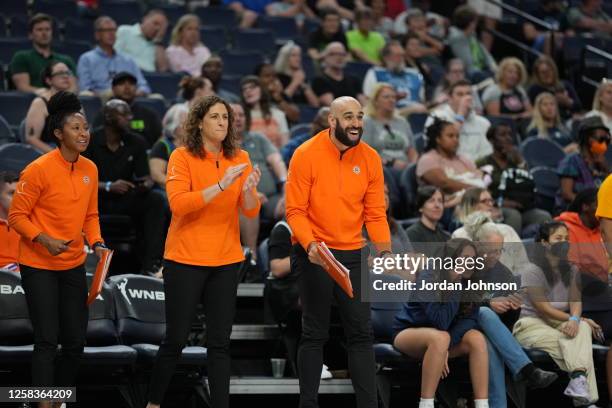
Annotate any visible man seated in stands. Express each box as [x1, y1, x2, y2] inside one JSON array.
[[115, 9, 169, 72], [201, 55, 239, 103], [84, 100, 166, 276], [78, 16, 150, 98], [223, 0, 261, 28], [312, 42, 366, 107], [10, 13, 77, 94], [346, 8, 386, 65], [0, 172, 19, 272], [93, 72, 162, 148], [307, 9, 348, 63], [567, 0, 612, 40]]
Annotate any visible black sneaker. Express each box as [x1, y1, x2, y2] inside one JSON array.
[[525, 367, 558, 389]]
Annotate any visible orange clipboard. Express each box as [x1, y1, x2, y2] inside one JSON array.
[[316, 242, 353, 298], [87, 249, 114, 305]]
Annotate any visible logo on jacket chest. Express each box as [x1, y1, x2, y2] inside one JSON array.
[[352, 165, 361, 175], [83, 176, 90, 184]]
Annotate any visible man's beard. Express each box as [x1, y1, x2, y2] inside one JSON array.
[[334, 122, 363, 147]]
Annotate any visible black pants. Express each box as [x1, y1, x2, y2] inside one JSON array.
[[99, 189, 166, 271], [20, 264, 88, 387], [292, 245, 377, 408], [148, 260, 240, 407]]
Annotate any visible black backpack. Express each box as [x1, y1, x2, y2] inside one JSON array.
[[498, 167, 536, 210]]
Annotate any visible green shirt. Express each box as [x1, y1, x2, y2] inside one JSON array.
[[346, 29, 385, 64], [10, 48, 76, 88]]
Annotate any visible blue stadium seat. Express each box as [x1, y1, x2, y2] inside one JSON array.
[[606, 145, 612, 165], [194, 6, 237, 28], [0, 92, 35, 130], [344, 61, 373, 80], [290, 123, 310, 139], [408, 112, 428, 135], [199, 27, 227, 53], [54, 40, 93, 63], [302, 55, 316, 81], [383, 166, 402, 218], [33, 0, 79, 21], [9, 16, 60, 39], [143, 72, 182, 101], [398, 164, 418, 217], [0, 143, 42, 172], [65, 18, 95, 44], [233, 29, 277, 56], [297, 105, 318, 124], [0, 38, 31, 65], [413, 132, 425, 154], [99, 1, 143, 26], [520, 138, 565, 169], [219, 74, 241, 96], [531, 166, 559, 213], [257, 16, 299, 43], [154, 3, 187, 24], [219, 50, 264, 76], [134, 97, 167, 119], [79, 95, 103, 122], [0, 115, 14, 145], [2, 2, 28, 18]]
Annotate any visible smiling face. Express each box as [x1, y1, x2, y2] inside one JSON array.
[[55, 113, 90, 153], [329, 98, 364, 147], [201, 102, 229, 145]]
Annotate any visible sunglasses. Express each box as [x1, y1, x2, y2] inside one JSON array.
[[592, 135, 611, 144]]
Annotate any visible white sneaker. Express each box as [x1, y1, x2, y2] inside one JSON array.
[[321, 364, 332, 380], [564, 375, 591, 405]]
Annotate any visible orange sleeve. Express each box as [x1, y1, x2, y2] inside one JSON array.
[[83, 166, 103, 246], [166, 149, 207, 217], [364, 154, 391, 254], [596, 175, 612, 219], [239, 152, 261, 218], [285, 147, 316, 250], [8, 164, 44, 241]]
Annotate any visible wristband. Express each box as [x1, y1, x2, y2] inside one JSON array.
[[569, 316, 580, 322], [105, 181, 111, 192]]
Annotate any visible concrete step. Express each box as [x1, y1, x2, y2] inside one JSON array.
[[228, 377, 355, 394]]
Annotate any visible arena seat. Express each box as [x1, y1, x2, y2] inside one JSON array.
[[220, 50, 265, 77], [398, 164, 418, 218], [520, 138, 565, 169], [0, 38, 31, 66], [408, 112, 428, 135], [194, 6, 237, 28], [79, 95, 103, 122], [134, 97, 167, 118], [199, 26, 227, 54], [297, 104, 318, 124], [99, 1, 143, 26], [344, 61, 372, 80], [0, 92, 35, 132], [33, 0, 79, 21], [0, 143, 42, 173], [233, 29, 277, 57], [0, 115, 15, 146], [142, 72, 182, 102], [257, 16, 299, 43], [289, 123, 310, 139], [54, 40, 93, 64], [258, 237, 270, 280], [413, 132, 425, 154], [530, 166, 560, 215], [65, 18, 96, 44]]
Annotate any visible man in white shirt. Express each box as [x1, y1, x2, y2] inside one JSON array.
[[425, 79, 492, 162]]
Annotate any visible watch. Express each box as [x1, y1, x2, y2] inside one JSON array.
[[92, 241, 108, 250]]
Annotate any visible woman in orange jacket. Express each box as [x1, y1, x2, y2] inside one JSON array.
[[146, 95, 261, 408], [8, 91, 106, 408]]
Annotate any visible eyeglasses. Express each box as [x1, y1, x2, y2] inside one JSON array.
[[326, 52, 347, 57], [96, 28, 117, 33], [51, 70, 73, 78], [592, 135, 611, 144]]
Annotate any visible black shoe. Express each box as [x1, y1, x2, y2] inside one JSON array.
[[525, 367, 558, 389]]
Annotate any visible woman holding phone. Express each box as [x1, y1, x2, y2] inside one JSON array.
[[9, 91, 106, 408], [146, 95, 261, 408]]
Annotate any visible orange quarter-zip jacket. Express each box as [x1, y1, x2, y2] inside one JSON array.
[[8, 149, 102, 270], [0, 218, 20, 268], [286, 128, 391, 252], [164, 147, 260, 267]]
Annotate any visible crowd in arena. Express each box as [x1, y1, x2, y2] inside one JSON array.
[[1, 0, 612, 407]]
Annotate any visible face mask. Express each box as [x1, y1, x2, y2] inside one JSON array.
[[550, 241, 569, 258], [590, 141, 608, 155]]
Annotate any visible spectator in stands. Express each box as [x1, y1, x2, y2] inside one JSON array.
[[393, 0, 447, 38], [224, 0, 265, 28], [282, 106, 330, 165], [115, 9, 169, 72], [312, 42, 366, 106], [417, 119, 486, 209], [482, 57, 533, 119], [362, 40, 426, 114], [346, 8, 386, 65], [24, 61, 75, 153], [467, 0, 502, 51], [567, 0, 612, 40], [93, 72, 163, 148], [393, 238, 490, 408], [404, 9, 445, 64], [453, 196, 530, 274], [10, 14, 77, 94], [255, 63, 300, 124], [556, 188, 609, 281], [586, 80, 612, 133], [240, 76, 290, 148], [402, 32, 438, 95], [528, 56, 581, 121], [557, 116, 610, 211], [513, 221, 601, 407], [527, 93, 576, 153], [476, 124, 551, 235], [405, 186, 450, 258], [201, 55, 240, 103], [522, 0, 568, 55], [0, 171, 19, 272], [433, 59, 484, 114], [78, 16, 150, 98], [381, 182, 413, 252], [366, 0, 393, 38], [425, 80, 492, 162], [266, 0, 316, 24], [307, 8, 348, 62], [274, 42, 320, 107], [85, 99, 166, 276], [363, 83, 418, 175], [166, 14, 210, 77], [308, 0, 361, 21], [471, 224, 559, 408], [447, 5, 497, 81], [146, 95, 261, 408]]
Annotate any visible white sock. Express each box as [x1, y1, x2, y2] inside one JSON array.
[[419, 397, 435, 408], [474, 399, 489, 408]]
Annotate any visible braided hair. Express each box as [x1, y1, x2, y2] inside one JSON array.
[[43, 91, 83, 144]]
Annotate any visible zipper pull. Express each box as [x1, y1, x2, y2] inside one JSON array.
[[216, 160, 219, 169]]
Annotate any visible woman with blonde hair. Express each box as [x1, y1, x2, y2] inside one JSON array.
[[166, 14, 211, 76], [586, 80, 612, 133], [363, 83, 418, 177], [527, 92, 576, 153], [482, 57, 532, 118], [273, 41, 319, 107]]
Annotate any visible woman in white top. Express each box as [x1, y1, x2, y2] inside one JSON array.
[[166, 14, 211, 77], [586, 80, 612, 134]]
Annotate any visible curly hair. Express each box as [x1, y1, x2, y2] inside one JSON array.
[[44, 91, 83, 144], [183, 95, 238, 159], [424, 117, 454, 152]]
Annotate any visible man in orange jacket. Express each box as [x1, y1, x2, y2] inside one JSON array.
[[286, 96, 391, 408], [0, 171, 19, 271]]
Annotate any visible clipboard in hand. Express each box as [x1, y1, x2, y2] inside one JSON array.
[[87, 249, 114, 305], [316, 242, 353, 298]]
